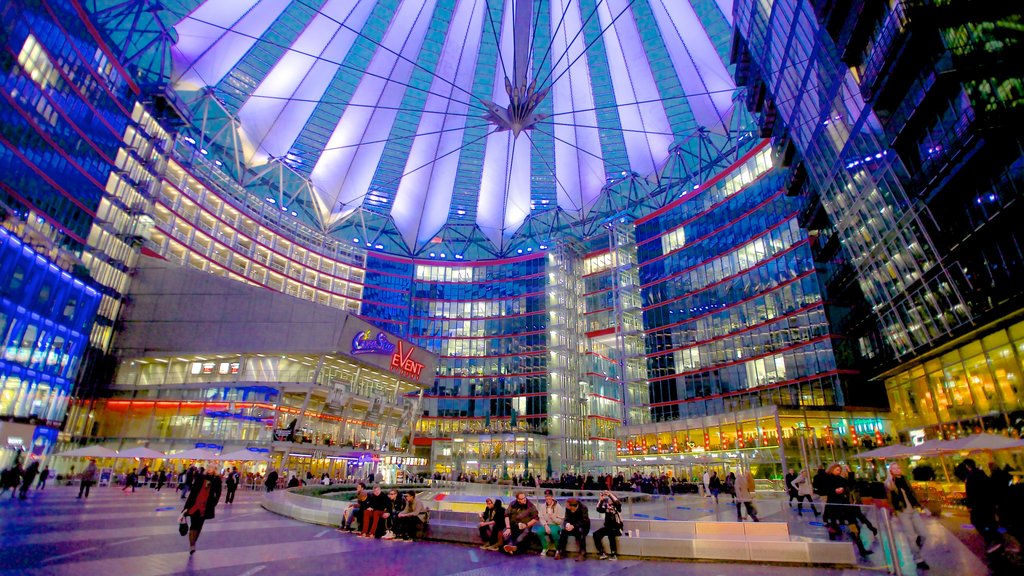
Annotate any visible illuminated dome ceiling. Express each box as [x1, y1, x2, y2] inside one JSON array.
[[88, 0, 756, 259]]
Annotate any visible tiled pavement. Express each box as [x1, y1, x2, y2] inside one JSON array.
[[0, 486, 992, 575]]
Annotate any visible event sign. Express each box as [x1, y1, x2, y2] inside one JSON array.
[[339, 317, 436, 386]]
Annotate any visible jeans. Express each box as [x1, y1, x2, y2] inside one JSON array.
[[795, 494, 818, 515], [505, 523, 532, 550], [592, 526, 619, 554], [533, 524, 561, 550], [77, 480, 93, 498], [557, 527, 588, 556]]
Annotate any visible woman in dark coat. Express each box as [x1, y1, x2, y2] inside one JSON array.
[[181, 470, 222, 554], [822, 463, 871, 558]]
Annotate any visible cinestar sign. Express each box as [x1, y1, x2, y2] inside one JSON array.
[[350, 330, 425, 381], [351, 330, 396, 355]]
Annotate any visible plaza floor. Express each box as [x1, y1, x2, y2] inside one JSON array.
[[0, 485, 994, 576]]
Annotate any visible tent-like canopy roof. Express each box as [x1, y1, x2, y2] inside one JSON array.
[[88, 0, 755, 259]]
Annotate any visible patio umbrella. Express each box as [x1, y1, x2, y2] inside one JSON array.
[[853, 444, 913, 459], [216, 449, 270, 462], [936, 433, 1024, 454], [911, 438, 951, 455], [52, 445, 118, 458], [168, 448, 220, 460], [116, 446, 166, 459]]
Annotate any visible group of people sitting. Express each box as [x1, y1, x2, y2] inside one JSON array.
[[477, 489, 624, 561], [336, 483, 429, 542]]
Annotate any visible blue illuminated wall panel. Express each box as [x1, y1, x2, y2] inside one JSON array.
[[0, 226, 101, 425]]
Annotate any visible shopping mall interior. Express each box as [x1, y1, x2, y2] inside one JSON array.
[[1, 0, 1022, 488]]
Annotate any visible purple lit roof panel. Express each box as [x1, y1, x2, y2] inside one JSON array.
[[392, 0, 486, 247], [172, 0, 289, 90], [310, 0, 438, 224], [597, 0, 674, 176], [549, 0, 604, 214], [236, 1, 375, 164], [649, 0, 736, 132]]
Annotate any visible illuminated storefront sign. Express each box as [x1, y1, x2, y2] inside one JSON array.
[[341, 317, 437, 386], [350, 330, 425, 380], [391, 341, 425, 380], [351, 330, 397, 356]]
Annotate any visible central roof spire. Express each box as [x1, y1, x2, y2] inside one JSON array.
[[482, 0, 548, 137]]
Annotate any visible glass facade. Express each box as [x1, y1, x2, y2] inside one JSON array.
[[885, 317, 1024, 439], [0, 226, 100, 461], [732, 0, 1024, 441], [71, 349, 429, 480]]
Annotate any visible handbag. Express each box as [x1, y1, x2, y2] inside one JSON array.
[[178, 514, 189, 536]]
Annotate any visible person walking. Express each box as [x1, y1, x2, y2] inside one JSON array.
[[122, 469, 137, 493], [19, 461, 40, 499], [555, 497, 590, 561], [702, 469, 711, 498], [785, 468, 798, 508], [734, 469, 759, 522], [502, 491, 539, 554], [963, 458, 1002, 553], [36, 466, 50, 490], [593, 491, 623, 560], [224, 467, 240, 503], [181, 469, 222, 555], [534, 489, 564, 556], [264, 469, 278, 493], [823, 463, 871, 558], [790, 468, 820, 517], [885, 463, 929, 571], [77, 459, 98, 499], [708, 471, 722, 503]]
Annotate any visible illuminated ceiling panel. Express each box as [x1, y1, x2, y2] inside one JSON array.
[[113, 0, 749, 258]]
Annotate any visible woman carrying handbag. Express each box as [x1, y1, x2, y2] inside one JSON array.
[[181, 469, 222, 555]]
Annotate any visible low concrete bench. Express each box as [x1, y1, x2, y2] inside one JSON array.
[[263, 491, 857, 566], [422, 510, 856, 565]]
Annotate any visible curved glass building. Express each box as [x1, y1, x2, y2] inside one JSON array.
[[2, 0, 1020, 478]]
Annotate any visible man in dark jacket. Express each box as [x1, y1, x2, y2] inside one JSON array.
[[556, 497, 590, 561], [503, 491, 539, 554], [264, 469, 278, 493], [224, 467, 240, 503], [362, 484, 391, 538], [785, 468, 798, 507], [964, 459, 1002, 553], [182, 470, 222, 554]]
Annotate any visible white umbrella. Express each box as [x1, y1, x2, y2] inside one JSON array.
[[853, 444, 912, 459], [910, 438, 951, 455], [52, 445, 118, 458], [168, 448, 220, 460], [215, 449, 270, 462], [937, 433, 1024, 454], [116, 446, 166, 459]]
